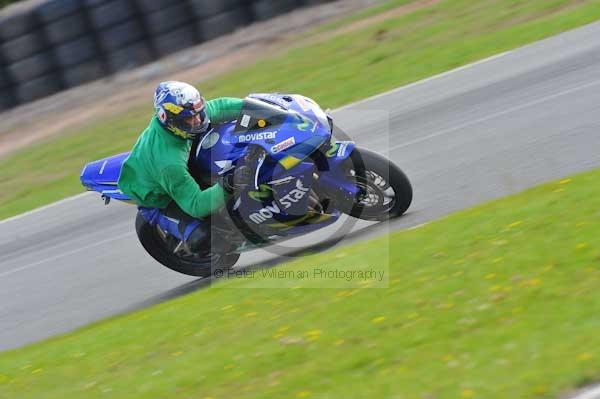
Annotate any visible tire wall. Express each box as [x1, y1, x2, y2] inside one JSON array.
[[0, 0, 334, 109]]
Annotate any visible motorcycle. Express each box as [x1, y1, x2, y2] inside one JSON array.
[[80, 93, 412, 277]]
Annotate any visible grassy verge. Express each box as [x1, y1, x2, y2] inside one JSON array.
[[2, 0, 600, 220], [1, 167, 600, 398]]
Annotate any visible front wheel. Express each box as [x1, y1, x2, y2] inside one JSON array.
[[135, 213, 240, 277], [345, 147, 412, 221]]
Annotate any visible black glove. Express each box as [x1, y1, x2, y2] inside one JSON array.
[[219, 165, 254, 194]]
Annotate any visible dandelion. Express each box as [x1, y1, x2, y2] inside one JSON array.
[[553, 188, 565, 193], [576, 243, 589, 250], [578, 352, 592, 361], [372, 316, 386, 323], [462, 388, 475, 398], [244, 312, 257, 317], [296, 391, 311, 398], [523, 278, 541, 287], [171, 351, 183, 357], [507, 221, 523, 228], [559, 178, 572, 184]]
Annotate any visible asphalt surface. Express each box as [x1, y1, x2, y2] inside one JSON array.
[[2, 21, 600, 352]]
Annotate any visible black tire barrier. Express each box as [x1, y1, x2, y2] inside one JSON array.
[[152, 25, 198, 57], [133, 0, 177, 14], [0, 0, 319, 108], [251, 0, 299, 21], [7, 51, 55, 83], [86, 0, 137, 30], [106, 41, 153, 73], [36, 0, 82, 23], [54, 36, 97, 69], [61, 60, 105, 88], [0, 7, 37, 41], [0, 88, 17, 109], [13, 73, 62, 103], [189, 0, 242, 19], [0, 29, 47, 64], [142, 3, 195, 36], [196, 7, 250, 42], [98, 19, 145, 53], [43, 12, 89, 46], [0, 67, 11, 89]]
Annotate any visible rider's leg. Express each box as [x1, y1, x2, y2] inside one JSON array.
[[138, 203, 209, 252]]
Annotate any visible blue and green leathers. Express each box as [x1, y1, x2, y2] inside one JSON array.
[[118, 97, 243, 218]]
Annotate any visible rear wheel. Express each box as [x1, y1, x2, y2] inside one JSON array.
[[345, 147, 412, 221], [135, 212, 240, 277]]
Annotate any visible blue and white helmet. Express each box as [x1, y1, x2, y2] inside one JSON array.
[[153, 81, 210, 140]]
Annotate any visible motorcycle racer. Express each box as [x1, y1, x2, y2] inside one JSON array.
[[118, 81, 243, 251]]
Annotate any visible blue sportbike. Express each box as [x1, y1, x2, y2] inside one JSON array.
[[81, 94, 412, 276]]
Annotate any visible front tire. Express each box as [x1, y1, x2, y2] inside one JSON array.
[[135, 212, 240, 277], [345, 147, 412, 221]]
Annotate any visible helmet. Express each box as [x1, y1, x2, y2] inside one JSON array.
[[153, 81, 211, 140]]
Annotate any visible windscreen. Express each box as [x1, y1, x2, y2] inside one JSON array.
[[234, 98, 290, 134]]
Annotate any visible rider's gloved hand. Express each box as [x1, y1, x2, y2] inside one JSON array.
[[219, 165, 254, 194]]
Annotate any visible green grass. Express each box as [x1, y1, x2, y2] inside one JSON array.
[[2, 0, 600, 220], [1, 167, 600, 398]]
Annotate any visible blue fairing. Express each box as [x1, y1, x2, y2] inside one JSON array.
[[80, 152, 131, 201], [80, 93, 361, 243]]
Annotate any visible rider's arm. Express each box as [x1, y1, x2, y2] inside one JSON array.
[[160, 165, 227, 218], [206, 97, 243, 124]]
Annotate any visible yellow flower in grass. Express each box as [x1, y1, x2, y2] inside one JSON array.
[[372, 316, 386, 324], [578, 352, 592, 361], [305, 330, 322, 341], [559, 178, 572, 184], [297, 391, 311, 398], [507, 221, 523, 228], [576, 243, 589, 250], [462, 388, 475, 398]]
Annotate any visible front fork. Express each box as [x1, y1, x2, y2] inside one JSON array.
[[312, 141, 361, 211]]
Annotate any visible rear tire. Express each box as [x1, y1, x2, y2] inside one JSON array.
[[135, 212, 240, 277], [345, 147, 412, 221]]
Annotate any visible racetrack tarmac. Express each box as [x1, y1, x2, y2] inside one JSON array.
[[2, 21, 600, 351]]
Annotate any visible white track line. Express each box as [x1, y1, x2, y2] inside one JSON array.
[[0, 51, 512, 226], [571, 385, 600, 399], [0, 231, 134, 279], [0, 192, 93, 226], [385, 77, 600, 152]]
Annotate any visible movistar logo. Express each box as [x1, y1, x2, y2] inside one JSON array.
[[238, 131, 277, 142], [249, 180, 310, 224]]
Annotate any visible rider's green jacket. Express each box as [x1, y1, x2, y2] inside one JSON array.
[[118, 97, 243, 218]]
